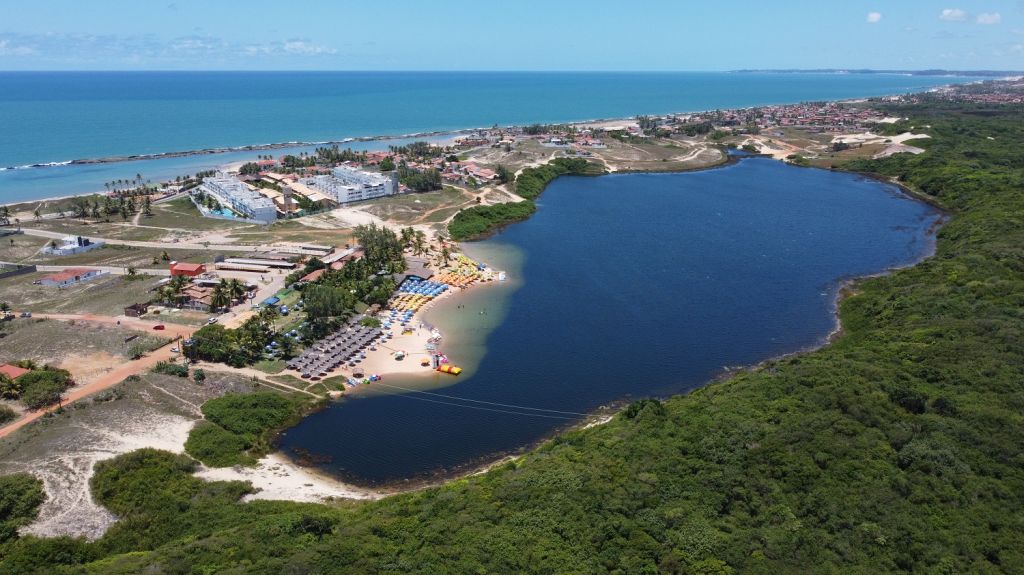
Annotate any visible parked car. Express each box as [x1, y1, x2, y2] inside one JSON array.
[[20, 311, 32, 318], [153, 324, 166, 330], [207, 317, 218, 325]]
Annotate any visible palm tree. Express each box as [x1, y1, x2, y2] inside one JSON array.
[[210, 284, 230, 311], [227, 278, 246, 303], [413, 230, 427, 256]]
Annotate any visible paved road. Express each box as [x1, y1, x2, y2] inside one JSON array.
[[0, 313, 193, 440], [33, 265, 171, 276], [18, 227, 260, 253]]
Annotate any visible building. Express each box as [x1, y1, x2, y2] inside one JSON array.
[[300, 165, 398, 205], [198, 172, 278, 223], [41, 236, 105, 256], [179, 285, 214, 311], [38, 268, 106, 287], [300, 268, 326, 283], [0, 363, 30, 381], [169, 262, 206, 277]]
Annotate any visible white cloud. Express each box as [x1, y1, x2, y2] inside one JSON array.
[[976, 12, 1001, 25], [866, 12, 882, 23], [282, 40, 337, 56], [0, 39, 36, 56], [940, 8, 968, 21]]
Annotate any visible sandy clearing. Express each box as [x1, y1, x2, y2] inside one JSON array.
[[11, 412, 196, 539], [195, 452, 383, 503]]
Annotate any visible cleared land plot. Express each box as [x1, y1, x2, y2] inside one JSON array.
[[0, 234, 51, 263], [0, 318, 168, 365], [0, 273, 163, 315], [226, 218, 353, 246], [30, 244, 237, 268], [359, 188, 475, 225], [27, 219, 169, 242]]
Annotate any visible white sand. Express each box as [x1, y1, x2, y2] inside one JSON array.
[[195, 453, 383, 503], [20, 413, 195, 539]]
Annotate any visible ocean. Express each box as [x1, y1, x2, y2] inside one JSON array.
[[276, 156, 942, 485], [0, 71, 958, 203]]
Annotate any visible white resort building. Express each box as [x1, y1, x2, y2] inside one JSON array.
[[198, 172, 278, 223], [300, 165, 399, 205]]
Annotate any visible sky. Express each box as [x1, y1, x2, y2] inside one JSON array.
[[0, 0, 1022, 71]]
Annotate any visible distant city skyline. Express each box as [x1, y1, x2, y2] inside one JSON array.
[[1, 0, 1022, 71]]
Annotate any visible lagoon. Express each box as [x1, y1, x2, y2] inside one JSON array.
[[276, 157, 942, 486]]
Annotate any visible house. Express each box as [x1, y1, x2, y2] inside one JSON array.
[[169, 262, 206, 277], [300, 268, 326, 283], [180, 285, 215, 311], [41, 236, 105, 256], [123, 303, 149, 318], [38, 268, 106, 287], [0, 364, 30, 381]]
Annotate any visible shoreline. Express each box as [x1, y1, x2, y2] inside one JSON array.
[[1, 76, 968, 191]]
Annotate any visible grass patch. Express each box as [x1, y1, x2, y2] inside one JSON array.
[[252, 360, 287, 374]]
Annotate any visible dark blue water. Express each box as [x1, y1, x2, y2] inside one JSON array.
[[0, 71, 958, 201], [277, 157, 941, 485]]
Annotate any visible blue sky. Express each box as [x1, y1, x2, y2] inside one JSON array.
[[1, 0, 1022, 71]]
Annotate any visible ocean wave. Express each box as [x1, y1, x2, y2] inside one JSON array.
[[1, 160, 73, 171]]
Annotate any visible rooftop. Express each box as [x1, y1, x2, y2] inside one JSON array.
[[0, 364, 30, 380]]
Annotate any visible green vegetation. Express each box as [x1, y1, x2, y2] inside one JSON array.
[[0, 473, 44, 545], [0, 405, 16, 425], [448, 200, 537, 240], [151, 361, 188, 378], [0, 366, 74, 409], [513, 157, 601, 200], [184, 393, 309, 467], [1, 103, 1023, 573], [449, 157, 602, 240], [184, 308, 279, 367], [183, 421, 256, 467]]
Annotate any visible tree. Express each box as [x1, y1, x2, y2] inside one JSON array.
[[379, 157, 395, 171], [227, 279, 246, 303], [142, 195, 153, 217], [0, 205, 9, 226], [496, 165, 512, 184], [210, 284, 230, 312], [192, 369, 206, 384]]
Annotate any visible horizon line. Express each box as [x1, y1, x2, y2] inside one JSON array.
[[0, 68, 1019, 74]]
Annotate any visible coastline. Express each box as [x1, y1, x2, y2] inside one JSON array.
[[1, 75, 967, 205]]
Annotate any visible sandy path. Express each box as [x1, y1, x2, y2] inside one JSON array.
[[0, 314, 192, 440]]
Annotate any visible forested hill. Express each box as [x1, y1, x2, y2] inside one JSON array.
[[1, 102, 1023, 574]]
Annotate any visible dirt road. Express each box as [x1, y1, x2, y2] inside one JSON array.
[[0, 314, 193, 439]]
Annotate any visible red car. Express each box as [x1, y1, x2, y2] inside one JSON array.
[[153, 324, 166, 330]]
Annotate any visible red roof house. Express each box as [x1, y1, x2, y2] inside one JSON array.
[[169, 262, 206, 277], [0, 364, 30, 380]]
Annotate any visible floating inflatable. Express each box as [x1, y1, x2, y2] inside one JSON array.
[[437, 365, 463, 375]]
